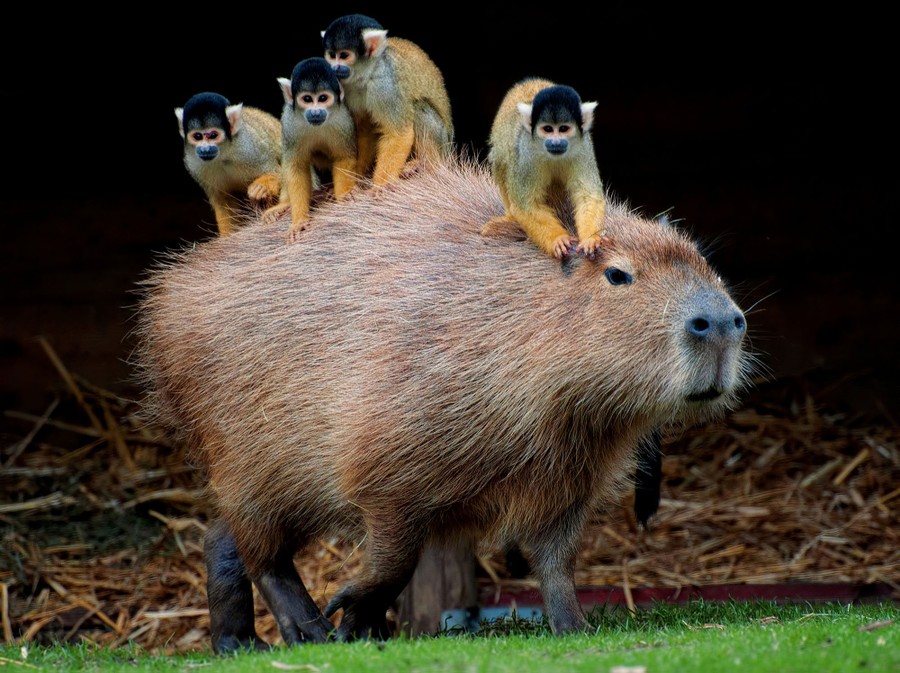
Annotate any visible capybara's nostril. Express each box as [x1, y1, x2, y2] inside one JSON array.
[[687, 316, 711, 338]]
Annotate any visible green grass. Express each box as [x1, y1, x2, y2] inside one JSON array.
[[2, 601, 897, 672]]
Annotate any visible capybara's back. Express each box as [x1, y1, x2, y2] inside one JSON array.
[[133, 155, 752, 647]]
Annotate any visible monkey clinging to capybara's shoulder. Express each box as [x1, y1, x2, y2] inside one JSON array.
[[132, 155, 753, 652]]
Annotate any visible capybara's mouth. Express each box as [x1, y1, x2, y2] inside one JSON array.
[[686, 387, 723, 402]]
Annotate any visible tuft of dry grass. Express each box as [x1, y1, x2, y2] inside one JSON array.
[[1, 339, 897, 653]]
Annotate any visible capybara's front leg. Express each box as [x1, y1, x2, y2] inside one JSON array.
[[253, 552, 335, 645], [523, 504, 590, 635], [204, 518, 269, 654]]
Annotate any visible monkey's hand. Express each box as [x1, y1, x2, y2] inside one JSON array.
[[576, 233, 609, 258], [287, 220, 309, 244], [247, 173, 281, 205], [261, 203, 291, 225], [550, 234, 578, 259]]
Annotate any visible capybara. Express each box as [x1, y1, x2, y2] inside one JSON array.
[[131, 155, 752, 652]]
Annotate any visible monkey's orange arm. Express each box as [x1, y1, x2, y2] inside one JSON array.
[[573, 190, 608, 255], [285, 159, 315, 240], [508, 203, 576, 259]]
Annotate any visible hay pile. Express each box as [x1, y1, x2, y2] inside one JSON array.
[[1, 339, 897, 653]]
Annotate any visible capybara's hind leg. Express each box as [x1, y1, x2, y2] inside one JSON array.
[[324, 579, 401, 641], [253, 552, 335, 644], [204, 518, 268, 654], [324, 518, 425, 641]]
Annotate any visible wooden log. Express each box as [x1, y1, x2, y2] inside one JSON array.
[[394, 542, 479, 636]]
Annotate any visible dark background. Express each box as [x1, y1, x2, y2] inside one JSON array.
[[2, 5, 896, 427]]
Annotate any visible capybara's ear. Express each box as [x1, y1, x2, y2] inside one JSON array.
[[480, 217, 527, 241]]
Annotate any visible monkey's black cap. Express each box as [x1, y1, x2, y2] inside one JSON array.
[[531, 85, 585, 133], [181, 92, 234, 139], [322, 13, 384, 53], [291, 58, 341, 99]]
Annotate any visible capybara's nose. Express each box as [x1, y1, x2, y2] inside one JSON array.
[[686, 310, 746, 341], [685, 291, 746, 344]]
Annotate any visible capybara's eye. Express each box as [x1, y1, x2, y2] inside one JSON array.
[[605, 267, 633, 286]]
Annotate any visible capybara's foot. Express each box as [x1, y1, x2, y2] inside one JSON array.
[[324, 586, 392, 642], [213, 634, 271, 655], [277, 611, 336, 645]]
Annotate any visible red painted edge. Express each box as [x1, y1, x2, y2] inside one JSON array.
[[481, 583, 898, 608]]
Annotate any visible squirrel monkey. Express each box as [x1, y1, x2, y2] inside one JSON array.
[[484, 78, 608, 259], [321, 13, 454, 186], [175, 92, 282, 236], [266, 57, 358, 242]]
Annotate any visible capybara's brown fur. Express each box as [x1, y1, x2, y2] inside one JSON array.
[[132, 155, 752, 648]]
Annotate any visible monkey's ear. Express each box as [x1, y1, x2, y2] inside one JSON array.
[[516, 102, 533, 132], [174, 108, 185, 138], [226, 103, 244, 136], [361, 28, 388, 58], [320, 29, 326, 39], [337, 81, 346, 104], [581, 101, 598, 133], [277, 77, 293, 105]]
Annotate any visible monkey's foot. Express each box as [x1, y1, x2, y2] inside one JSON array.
[[248, 173, 282, 204], [399, 159, 424, 180], [287, 222, 308, 244], [549, 234, 578, 260], [576, 233, 610, 258], [262, 203, 291, 225]]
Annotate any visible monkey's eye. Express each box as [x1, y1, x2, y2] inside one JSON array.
[[302, 94, 314, 103], [318, 94, 330, 103], [205, 130, 219, 140], [191, 132, 203, 141], [559, 125, 570, 133], [339, 50, 352, 60], [604, 268, 633, 286], [327, 50, 336, 59], [541, 125, 554, 134]]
